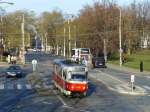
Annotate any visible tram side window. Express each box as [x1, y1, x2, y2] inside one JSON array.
[[55, 64, 59, 74], [54, 64, 57, 73], [53, 64, 56, 72], [63, 70, 66, 80], [57, 66, 62, 76], [67, 71, 71, 80]]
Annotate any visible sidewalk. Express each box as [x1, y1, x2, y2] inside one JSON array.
[[0, 62, 9, 66], [89, 69, 146, 96], [107, 63, 150, 75]]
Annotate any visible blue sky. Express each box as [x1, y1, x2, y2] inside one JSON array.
[[1, 0, 140, 15]]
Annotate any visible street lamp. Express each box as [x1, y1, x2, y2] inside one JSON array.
[[118, 7, 122, 67], [68, 18, 71, 57], [65, 14, 75, 57], [63, 26, 66, 57], [21, 14, 25, 64]]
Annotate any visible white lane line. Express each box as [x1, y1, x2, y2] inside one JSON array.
[[0, 84, 4, 89], [26, 84, 32, 89], [62, 105, 73, 109], [53, 90, 67, 106], [144, 76, 150, 79], [95, 69, 126, 84], [7, 84, 14, 89], [143, 86, 150, 90], [17, 84, 22, 90], [43, 83, 53, 89], [80, 110, 91, 112], [57, 95, 67, 106], [34, 84, 41, 88], [43, 101, 52, 105]]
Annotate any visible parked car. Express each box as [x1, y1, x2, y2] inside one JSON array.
[[92, 57, 106, 68], [6, 65, 23, 78]]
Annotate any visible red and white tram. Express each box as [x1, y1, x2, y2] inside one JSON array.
[[52, 59, 88, 97]]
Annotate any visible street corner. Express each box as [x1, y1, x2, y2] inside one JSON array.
[[108, 83, 147, 96]]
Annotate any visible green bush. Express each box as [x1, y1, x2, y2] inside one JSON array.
[[108, 52, 119, 60]]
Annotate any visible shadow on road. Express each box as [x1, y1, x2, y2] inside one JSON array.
[[86, 80, 97, 96]]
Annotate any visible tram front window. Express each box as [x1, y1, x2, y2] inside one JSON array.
[[71, 74, 86, 81]]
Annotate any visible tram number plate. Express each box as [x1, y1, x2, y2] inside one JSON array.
[[76, 86, 81, 88]]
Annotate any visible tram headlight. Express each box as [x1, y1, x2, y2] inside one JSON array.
[[71, 86, 74, 89], [82, 86, 86, 90]]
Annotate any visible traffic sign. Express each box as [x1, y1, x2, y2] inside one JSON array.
[[32, 59, 37, 71], [32, 59, 37, 64], [131, 75, 135, 83]]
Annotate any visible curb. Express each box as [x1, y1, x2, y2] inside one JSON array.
[[108, 86, 147, 96]]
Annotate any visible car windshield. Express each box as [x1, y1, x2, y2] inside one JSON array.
[[94, 57, 105, 61], [71, 74, 86, 81], [8, 66, 21, 70]]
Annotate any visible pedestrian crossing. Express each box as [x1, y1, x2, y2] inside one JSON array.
[[0, 83, 53, 90], [143, 85, 150, 91]]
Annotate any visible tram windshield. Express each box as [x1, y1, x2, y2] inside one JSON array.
[[72, 67, 85, 72], [71, 74, 86, 81]]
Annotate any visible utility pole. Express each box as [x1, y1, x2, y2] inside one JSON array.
[[41, 34, 44, 51], [28, 33, 30, 47], [21, 14, 25, 64], [64, 27, 66, 57], [103, 38, 107, 62], [45, 33, 47, 52], [119, 7, 122, 67], [74, 25, 77, 48], [68, 19, 71, 57]]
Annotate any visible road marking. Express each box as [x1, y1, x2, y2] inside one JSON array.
[[26, 84, 32, 89], [143, 86, 150, 90], [0, 84, 4, 89], [34, 84, 41, 88], [62, 105, 73, 109], [53, 90, 67, 106], [144, 76, 150, 79], [43, 83, 53, 89], [7, 84, 14, 89], [43, 101, 52, 105], [17, 84, 22, 90], [80, 110, 91, 112], [95, 69, 126, 84]]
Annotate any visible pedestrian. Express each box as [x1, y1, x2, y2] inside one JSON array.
[[76, 58, 79, 64], [85, 66, 88, 80], [13, 56, 17, 64], [11, 56, 14, 64], [82, 57, 88, 80], [7, 55, 11, 64], [122, 55, 125, 64], [82, 57, 88, 67]]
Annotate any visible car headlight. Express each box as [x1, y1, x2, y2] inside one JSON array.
[[7, 72, 10, 74]]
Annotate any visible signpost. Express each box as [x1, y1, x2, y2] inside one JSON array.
[[32, 59, 37, 72], [130, 75, 135, 92]]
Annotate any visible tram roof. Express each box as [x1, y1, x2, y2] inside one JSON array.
[[53, 59, 84, 67]]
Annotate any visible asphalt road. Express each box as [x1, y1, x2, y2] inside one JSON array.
[[0, 52, 149, 112]]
